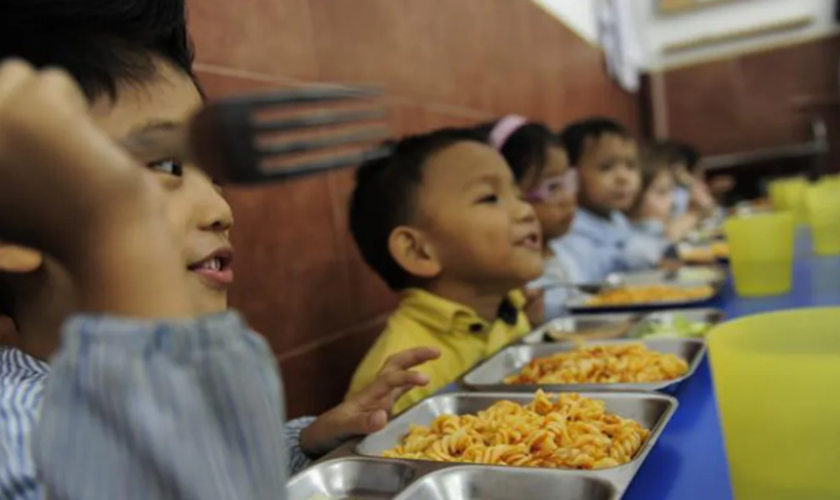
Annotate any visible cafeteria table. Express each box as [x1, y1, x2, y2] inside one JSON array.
[[624, 237, 840, 500]]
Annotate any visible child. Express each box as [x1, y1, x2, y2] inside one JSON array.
[[0, 1, 437, 496], [662, 140, 720, 221], [347, 128, 544, 413], [475, 116, 579, 320], [0, 58, 352, 500], [554, 118, 663, 282], [626, 145, 680, 267]]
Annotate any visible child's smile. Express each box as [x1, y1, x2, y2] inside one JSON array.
[[187, 246, 235, 289]]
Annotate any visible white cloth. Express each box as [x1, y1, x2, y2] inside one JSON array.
[[598, 0, 645, 93]]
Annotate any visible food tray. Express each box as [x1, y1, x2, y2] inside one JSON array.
[[327, 391, 678, 499], [627, 308, 724, 340], [461, 339, 706, 394], [522, 308, 724, 344], [609, 266, 726, 287], [395, 465, 619, 500], [287, 456, 418, 500], [565, 281, 723, 314], [288, 457, 620, 500], [521, 313, 640, 344]]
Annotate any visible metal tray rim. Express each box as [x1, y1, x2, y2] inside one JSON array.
[[461, 338, 707, 393], [355, 391, 678, 470]]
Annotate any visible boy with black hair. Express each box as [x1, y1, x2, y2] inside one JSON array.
[[0, 1, 438, 496], [555, 117, 664, 282], [347, 128, 544, 413]]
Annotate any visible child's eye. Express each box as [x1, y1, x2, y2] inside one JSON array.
[[478, 194, 499, 204], [147, 159, 184, 177]]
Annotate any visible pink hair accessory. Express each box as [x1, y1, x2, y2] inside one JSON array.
[[489, 115, 528, 150]]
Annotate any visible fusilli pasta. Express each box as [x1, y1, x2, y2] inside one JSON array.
[[504, 342, 688, 385], [382, 391, 649, 470]]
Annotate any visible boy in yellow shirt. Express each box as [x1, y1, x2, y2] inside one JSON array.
[[347, 128, 544, 413]]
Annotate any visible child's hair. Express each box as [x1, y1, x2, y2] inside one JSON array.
[[472, 116, 562, 184], [558, 118, 631, 166], [349, 128, 484, 290], [660, 140, 701, 173], [631, 144, 674, 214], [0, 285, 12, 319], [0, 0, 196, 101]]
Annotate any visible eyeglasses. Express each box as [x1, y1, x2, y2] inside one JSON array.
[[524, 170, 578, 203]]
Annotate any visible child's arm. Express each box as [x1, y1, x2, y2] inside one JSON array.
[[297, 346, 439, 459]]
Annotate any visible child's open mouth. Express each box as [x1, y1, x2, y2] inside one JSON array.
[[517, 232, 542, 251], [188, 248, 235, 288]]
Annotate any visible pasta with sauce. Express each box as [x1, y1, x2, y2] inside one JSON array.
[[504, 342, 689, 385], [382, 391, 649, 470]]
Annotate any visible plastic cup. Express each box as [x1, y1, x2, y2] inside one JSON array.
[[768, 180, 787, 211], [724, 212, 795, 297], [708, 308, 840, 500], [807, 184, 840, 256]]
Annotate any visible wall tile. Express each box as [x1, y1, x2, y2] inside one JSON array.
[[189, 0, 317, 80], [280, 319, 386, 417], [189, 0, 639, 412], [225, 175, 353, 355]]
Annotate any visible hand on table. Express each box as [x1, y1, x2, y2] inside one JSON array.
[[299, 346, 440, 457]]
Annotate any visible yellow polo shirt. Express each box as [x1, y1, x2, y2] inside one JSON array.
[[347, 288, 531, 414]]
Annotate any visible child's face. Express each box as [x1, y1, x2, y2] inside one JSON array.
[[577, 134, 641, 213], [0, 60, 233, 325], [415, 142, 543, 289], [521, 146, 577, 241], [638, 170, 675, 223], [90, 60, 234, 315]]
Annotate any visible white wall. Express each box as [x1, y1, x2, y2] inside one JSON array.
[[536, 0, 837, 70], [532, 0, 599, 45], [637, 0, 838, 69]]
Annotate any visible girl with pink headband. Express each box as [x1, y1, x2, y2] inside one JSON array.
[[475, 116, 581, 320]]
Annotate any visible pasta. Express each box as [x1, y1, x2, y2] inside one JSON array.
[[586, 284, 714, 306], [504, 342, 688, 385], [382, 391, 649, 470]]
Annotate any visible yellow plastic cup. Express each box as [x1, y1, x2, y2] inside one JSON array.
[[768, 179, 788, 211], [708, 308, 840, 500], [724, 212, 795, 297], [807, 184, 840, 256]]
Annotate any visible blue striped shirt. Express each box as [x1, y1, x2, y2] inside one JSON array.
[[2, 313, 316, 500], [0, 347, 48, 500]]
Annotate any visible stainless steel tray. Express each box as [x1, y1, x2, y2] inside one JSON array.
[[609, 266, 726, 286], [287, 456, 419, 500], [394, 465, 619, 500], [521, 313, 640, 344], [523, 308, 724, 344], [351, 392, 677, 499], [565, 281, 723, 314], [626, 308, 724, 340], [461, 339, 706, 393]]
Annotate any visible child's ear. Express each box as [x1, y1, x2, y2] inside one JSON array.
[[389, 227, 441, 280], [0, 242, 43, 274]]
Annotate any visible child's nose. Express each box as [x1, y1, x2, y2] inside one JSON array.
[[514, 197, 538, 222]]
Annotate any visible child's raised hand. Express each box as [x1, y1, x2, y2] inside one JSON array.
[[299, 346, 440, 457], [0, 59, 157, 261], [0, 59, 191, 318]]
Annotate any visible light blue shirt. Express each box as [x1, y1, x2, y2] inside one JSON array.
[[528, 240, 583, 321], [554, 208, 665, 283], [1, 314, 316, 500], [673, 186, 690, 217]]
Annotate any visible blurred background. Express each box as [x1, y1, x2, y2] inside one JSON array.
[[182, 0, 840, 417]]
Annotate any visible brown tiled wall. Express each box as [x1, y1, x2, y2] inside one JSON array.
[[188, 0, 637, 417], [651, 34, 840, 169]]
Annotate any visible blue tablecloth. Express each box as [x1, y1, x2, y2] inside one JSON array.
[[624, 236, 840, 500]]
